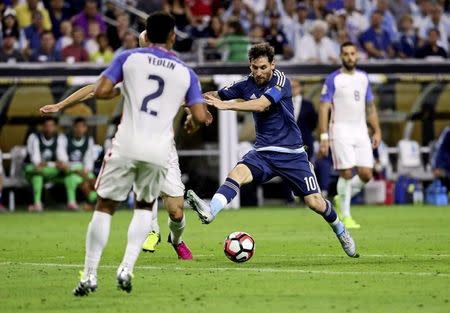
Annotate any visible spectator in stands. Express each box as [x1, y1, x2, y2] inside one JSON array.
[[418, 3, 450, 53], [389, 0, 411, 19], [341, 0, 369, 44], [415, 28, 448, 59], [432, 126, 450, 190], [185, 0, 222, 18], [368, 0, 398, 41], [24, 116, 68, 212], [397, 14, 418, 58], [61, 27, 89, 62], [223, 0, 254, 34], [90, 33, 113, 64], [413, 0, 432, 31], [164, 0, 194, 52], [107, 12, 130, 51], [210, 17, 250, 62], [137, 0, 164, 15], [1, 8, 27, 50], [294, 3, 312, 40], [30, 30, 60, 62], [208, 15, 224, 39], [113, 31, 137, 57], [291, 79, 317, 159], [279, 0, 298, 48], [308, 0, 332, 20], [71, 0, 106, 39], [84, 22, 101, 55], [23, 10, 45, 53], [15, 0, 52, 30], [294, 19, 339, 64], [0, 34, 25, 62], [249, 23, 265, 42], [60, 117, 97, 211], [359, 10, 396, 59], [265, 12, 292, 60], [48, 0, 71, 39], [55, 20, 72, 51]]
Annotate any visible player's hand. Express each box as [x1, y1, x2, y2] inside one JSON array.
[[433, 168, 444, 178], [184, 108, 200, 134], [319, 139, 329, 157], [205, 94, 228, 110], [40, 104, 61, 114], [372, 131, 381, 149], [56, 161, 69, 172]]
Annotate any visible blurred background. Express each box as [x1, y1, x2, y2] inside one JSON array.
[[0, 0, 448, 211]]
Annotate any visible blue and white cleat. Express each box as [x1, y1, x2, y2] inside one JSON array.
[[337, 228, 359, 258], [73, 271, 97, 296], [186, 190, 215, 224], [116, 266, 133, 293]]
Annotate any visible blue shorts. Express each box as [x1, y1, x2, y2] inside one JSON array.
[[238, 150, 320, 197]]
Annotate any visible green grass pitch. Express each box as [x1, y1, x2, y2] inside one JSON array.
[[0, 205, 449, 313]]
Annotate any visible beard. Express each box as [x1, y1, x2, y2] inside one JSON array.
[[342, 60, 356, 71]]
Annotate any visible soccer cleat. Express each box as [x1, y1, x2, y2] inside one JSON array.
[[333, 195, 341, 218], [168, 234, 193, 260], [28, 202, 43, 212], [186, 190, 214, 224], [73, 271, 97, 296], [142, 231, 161, 253], [116, 266, 133, 293], [67, 202, 79, 211], [336, 228, 359, 258], [342, 216, 361, 229]]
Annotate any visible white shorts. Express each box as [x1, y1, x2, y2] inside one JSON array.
[[330, 135, 374, 170], [95, 150, 167, 203], [159, 145, 185, 198]]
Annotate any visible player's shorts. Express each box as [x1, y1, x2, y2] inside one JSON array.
[[95, 150, 167, 203], [159, 145, 185, 198], [238, 149, 320, 197], [330, 135, 374, 170]]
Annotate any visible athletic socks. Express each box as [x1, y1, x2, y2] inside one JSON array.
[[151, 201, 160, 234], [322, 200, 345, 235], [210, 177, 240, 216], [337, 177, 352, 218], [168, 214, 186, 245], [120, 209, 153, 273], [83, 211, 112, 278], [350, 175, 366, 197]]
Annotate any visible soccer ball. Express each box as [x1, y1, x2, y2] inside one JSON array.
[[223, 232, 255, 263]]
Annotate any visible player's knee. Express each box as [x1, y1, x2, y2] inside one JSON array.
[[165, 197, 184, 221], [359, 170, 373, 183], [340, 170, 353, 180], [304, 194, 325, 211], [96, 197, 118, 215], [229, 164, 252, 185]]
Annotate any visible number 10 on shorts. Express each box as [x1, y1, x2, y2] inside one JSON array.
[[304, 176, 317, 192]]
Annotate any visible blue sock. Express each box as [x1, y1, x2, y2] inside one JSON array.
[[210, 177, 240, 216], [322, 200, 344, 235]]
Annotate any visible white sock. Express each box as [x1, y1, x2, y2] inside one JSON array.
[[151, 200, 160, 233], [120, 209, 152, 273], [337, 177, 352, 218], [351, 175, 366, 197], [84, 211, 112, 278], [168, 214, 186, 245]]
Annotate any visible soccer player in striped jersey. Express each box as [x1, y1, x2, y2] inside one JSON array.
[[319, 41, 382, 229], [187, 43, 359, 258]]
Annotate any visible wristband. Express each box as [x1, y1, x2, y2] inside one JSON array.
[[320, 133, 329, 141]]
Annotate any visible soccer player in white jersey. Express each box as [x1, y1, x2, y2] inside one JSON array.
[[49, 12, 208, 296], [319, 41, 382, 229]]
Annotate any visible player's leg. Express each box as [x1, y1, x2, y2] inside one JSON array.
[[354, 136, 375, 195], [188, 150, 269, 224], [116, 163, 166, 293], [142, 200, 161, 253], [274, 152, 358, 257], [25, 164, 44, 211], [64, 173, 83, 210], [74, 152, 134, 296], [164, 195, 192, 259]]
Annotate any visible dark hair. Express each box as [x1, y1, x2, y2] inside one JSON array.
[[227, 18, 245, 36], [428, 28, 440, 36], [73, 117, 87, 125], [340, 41, 356, 53], [248, 42, 275, 62], [146, 11, 175, 44], [41, 116, 58, 124], [40, 30, 54, 39]]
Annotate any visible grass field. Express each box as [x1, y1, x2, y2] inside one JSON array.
[[0, 205, 449, 313]]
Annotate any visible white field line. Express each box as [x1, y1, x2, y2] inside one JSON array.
[[193, 254, 450, 258], [0, 261, 449, 278]]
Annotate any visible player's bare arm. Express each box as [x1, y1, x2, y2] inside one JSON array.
[[318, 101, 331, 156], [205, 94, 270, 112], [94, 76, 122, 100], [367, 100, 381, 148]]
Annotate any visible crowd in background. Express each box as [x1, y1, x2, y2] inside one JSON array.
[[1, 0, 450, 64]]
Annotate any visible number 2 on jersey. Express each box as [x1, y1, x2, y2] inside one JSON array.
[[140, 74, 165, 116]]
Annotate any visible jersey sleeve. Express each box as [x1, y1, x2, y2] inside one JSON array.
[[100, 51, 130, 85], [264, 73, 290, 105], [26, 133, 41, 165], [319, 74, 336, 103], [185, 69, 204, 107], [56, 134, 69, 163], [217, 80, 245, 100]]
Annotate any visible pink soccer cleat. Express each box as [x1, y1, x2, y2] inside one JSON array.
[[168, 235, 193, 260]]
